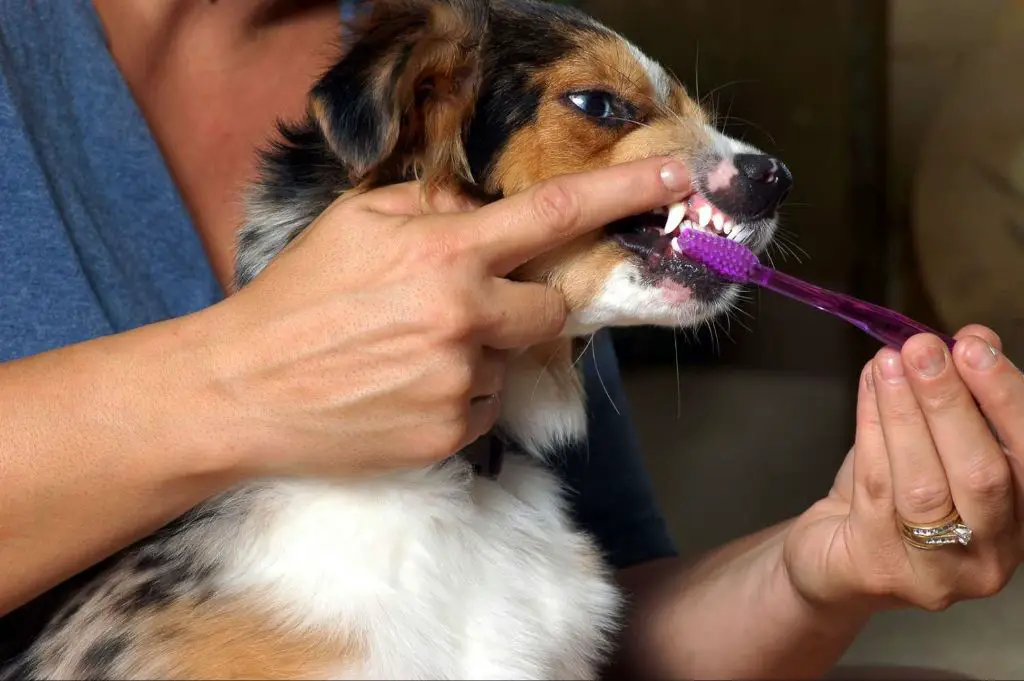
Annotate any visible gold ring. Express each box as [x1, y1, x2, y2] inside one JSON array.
[[899, 508, 973, 550]]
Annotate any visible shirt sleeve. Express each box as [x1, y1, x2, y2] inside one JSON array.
[[553, 330, 679, 570]]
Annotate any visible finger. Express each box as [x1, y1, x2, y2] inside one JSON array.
[[850, 362, 896, 520], [872, 348, 954, 526], [902, 334, 1013, 537], [954, 336, 1024, 518], [345, 181, 479, 217], [450, 157, 692, 274], [955, 325, 1003, 353], [460, 394, 502, 450], [478, 280, 568, 350], [471, 348, 508, 398]]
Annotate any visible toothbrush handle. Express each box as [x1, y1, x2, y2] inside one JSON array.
[[751, 266, 1011, 450], [753, 266, 957, 351]]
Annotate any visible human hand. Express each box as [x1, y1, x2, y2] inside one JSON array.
[[784, 325, 1024, 613], [194, 156, 692, 479]]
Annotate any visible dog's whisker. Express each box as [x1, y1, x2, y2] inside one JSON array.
[[590, 340, 621, 416]]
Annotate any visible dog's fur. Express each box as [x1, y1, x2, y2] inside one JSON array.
[[2, 1, 792, 678]]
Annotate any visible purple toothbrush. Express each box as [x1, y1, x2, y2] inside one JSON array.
[[673, 228, 957, 351]]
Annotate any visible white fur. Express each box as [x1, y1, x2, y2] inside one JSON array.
[[497, 351, 588, 457], [626, 41, 672, 104], [567, 263, 742, 338], [201, 457, 619, 679]]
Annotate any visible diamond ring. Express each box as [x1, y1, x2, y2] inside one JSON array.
[[899, 508, 973, 550]]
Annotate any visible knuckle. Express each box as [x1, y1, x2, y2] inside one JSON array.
[[973, 564, 1011, 598], [532, 180, 581, 234], [408, 231, 462, 265], [860, 465, 893, 502], [884, 403, 924, 428], [921, 592, 955, 613], [984, 382, 1018, 411], [965, 459, 1011, 499], [437, 296, 479, 340], [919, 384, 967, 414], [902, 482, 950, 516], [542, 290, 568, 329]]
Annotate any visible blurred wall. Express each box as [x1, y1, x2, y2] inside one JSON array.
[[887, 0, 1007, 316]]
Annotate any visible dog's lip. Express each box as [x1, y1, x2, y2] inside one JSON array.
[[607, 205, 707, 274], [607, 199, 736, 296]]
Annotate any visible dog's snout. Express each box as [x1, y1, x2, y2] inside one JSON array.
[[702, 154, 793, 221]]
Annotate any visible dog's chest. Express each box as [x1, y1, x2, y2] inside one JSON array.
[[212, 456, 621, 679]]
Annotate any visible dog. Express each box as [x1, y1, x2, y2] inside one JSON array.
[[3, 0, 792, 678]]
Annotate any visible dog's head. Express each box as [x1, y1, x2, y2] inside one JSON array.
[[311, 0, 792, 335]]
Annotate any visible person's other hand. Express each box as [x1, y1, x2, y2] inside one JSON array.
[[192, 157, 691, 479], [785, 325, 1024, 614]]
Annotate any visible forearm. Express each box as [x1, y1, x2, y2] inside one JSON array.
[[615, 521, 872, 680], [0, 309, 245, 615]]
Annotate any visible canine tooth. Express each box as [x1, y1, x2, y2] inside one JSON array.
[[664, 203, 686, 234], [712, 213, 725, 231], [670, 236, 682, 253], [697, 205, 712, 227]]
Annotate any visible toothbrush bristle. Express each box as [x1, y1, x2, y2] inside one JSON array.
[[675, 229, 758, 283]]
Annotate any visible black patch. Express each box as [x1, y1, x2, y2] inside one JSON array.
[[122, 579, 173, 611], [133, 550, 169, 573], [464, 3, 603, 183], [465, 68, 544, 182], [0, 655, 39, 681], [48, 598, 84, 629], [79, 634, 129, 678]]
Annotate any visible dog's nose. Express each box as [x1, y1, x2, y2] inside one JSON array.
[[703, 154, 793, 221], [733, 153, 792, 215]]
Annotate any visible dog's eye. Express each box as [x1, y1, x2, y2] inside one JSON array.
[[566, 91, 633, 125]]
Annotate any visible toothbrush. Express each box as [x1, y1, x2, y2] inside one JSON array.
[[672, 228, 957, 351]]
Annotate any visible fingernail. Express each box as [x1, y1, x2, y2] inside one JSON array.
[[911, 343, 947, 379], [660, 161, 689, 192], [877, 351, 904, 383], [963, 337, 998, 371]]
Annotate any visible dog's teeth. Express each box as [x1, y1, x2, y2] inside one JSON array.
[[712, 213, 725, 231], [663, 202, 686, 234], [697, 205, 712, 227], [723, 221, 734, 235], [670, 236, 682, 253], [682, 219, 696, 232]]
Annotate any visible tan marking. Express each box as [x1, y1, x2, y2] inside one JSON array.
[[515, 239, 626, 313], [138, 598, 359, 680]]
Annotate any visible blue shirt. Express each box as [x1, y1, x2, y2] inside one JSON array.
[[0, 0, 675, 651]]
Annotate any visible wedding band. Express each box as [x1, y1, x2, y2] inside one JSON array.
[[899, 508, 973, 550]]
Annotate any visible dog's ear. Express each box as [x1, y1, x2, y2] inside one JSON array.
[[311, 0, 488, 189]]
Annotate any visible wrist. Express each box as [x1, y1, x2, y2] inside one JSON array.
[[100, 306, 256, 490]]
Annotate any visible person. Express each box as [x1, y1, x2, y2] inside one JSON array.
[[0, 1, 1021, 678]]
